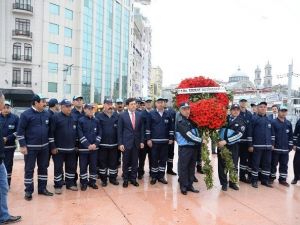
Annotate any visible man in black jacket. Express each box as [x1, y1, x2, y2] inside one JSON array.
[[0, 91, 21, 224]]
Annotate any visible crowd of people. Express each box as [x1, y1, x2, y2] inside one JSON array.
[[0, 91, 300, 224]]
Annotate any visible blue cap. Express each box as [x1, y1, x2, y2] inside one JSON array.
[[230, 104, 240, 110], [144, 97, 152, 102], [104, 98, 113, 104], [179, 102, 190, 109], [48, 98, 58, 107], [60, 99, 72, 106], [156, 96, 165, 102], [32, 93, 47, 102], [279, 105, 288, 111], [136, 97, 142, 103], [84, 103, 94, 109], [4, 100, 11, 106], [239, 98, 247, 102], [116, 98, 123, 103], [250, 102, 257, 107], [73, 95, 83, 101], [258, 101, 267, 106]]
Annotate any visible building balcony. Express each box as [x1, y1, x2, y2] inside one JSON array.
[[12, 3, 33, 15], [12, 54, 32, 64], [12, 29, 33, 40], [12, 82, 32, 88]]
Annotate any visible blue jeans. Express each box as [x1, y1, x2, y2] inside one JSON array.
[[0, 163, 10, 222]]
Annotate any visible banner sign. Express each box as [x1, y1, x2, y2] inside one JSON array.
[[176, 86, 226, 94]]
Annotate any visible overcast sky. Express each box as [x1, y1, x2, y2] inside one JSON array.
[[139, 0, 300, 89]]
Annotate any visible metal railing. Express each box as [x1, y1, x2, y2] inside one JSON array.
[[12, 3, 33, 12], [12, 54, 32, 62], [12, 29, 33, 38]]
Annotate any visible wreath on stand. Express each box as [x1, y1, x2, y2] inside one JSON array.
[[175, 76, 237, 189]]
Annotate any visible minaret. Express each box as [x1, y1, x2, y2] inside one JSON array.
[[254, 66, 261, 87], [263, 61, 272, 88]]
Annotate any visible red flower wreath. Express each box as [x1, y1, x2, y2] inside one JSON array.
[[176, 76, 229, 130]]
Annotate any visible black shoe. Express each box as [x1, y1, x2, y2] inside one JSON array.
[[196, 165, 204, 174], [187, 186, 199, 193], [167, 170, 177, 176], [181, 187, 187, 195], [193, 176, 198, 183], [2, 215, 22, 224], [158, 178, 168, 184], [251, 182, 258, 188], [130, 180, 139, 187], [89, 183, 99, 189], [38, 189, 54, 196], [279, 180, 290, 187], [138, 174, 143, 180], [212, 151, 217, 155], [123, 181, 128, 188], [24, 192, 32, 201], [81, 184, 88, 191], [291, 179, 298, 185], [62, 180, 66, 186], [109, 179, 119, 186], [221, 185, 227, 191], [102, 181, 107, 187], [240, 177, 251, 184], [229, 183, 239, 190], [261, 182, 273, 188], [269, 179, 275, 184], [150, 178, 157, 185]]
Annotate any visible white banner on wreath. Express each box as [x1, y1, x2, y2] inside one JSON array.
[[176, 86, 226, 94]]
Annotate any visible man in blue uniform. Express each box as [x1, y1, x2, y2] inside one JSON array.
[[49, 99, 78, 194], [176, 102, 203, 195], [164, 98, 177, 176], [118, 98, 144, 188], [96, 99, 119, 187], [292, 118, 300, 184], [17, 94, 53, 201], [71, 95, 85, 184], [270, 105, 293, 187], [248, 101, 275, 188], [138, 97, 153, 179], [77, 104, 101, 191], [47, 98, 60, 116], [0, 101, 19, 187], [147, 97, 174, 185], [218, 104, 245, 191], [238, 99, 253, 183]]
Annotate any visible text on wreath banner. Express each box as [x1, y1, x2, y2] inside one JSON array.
[[176, 87, 227, 94]]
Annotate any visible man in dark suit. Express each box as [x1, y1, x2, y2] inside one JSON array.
[[118, 98, 144, 188]]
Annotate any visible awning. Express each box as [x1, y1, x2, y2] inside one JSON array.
[[0, 88, 35, 101]]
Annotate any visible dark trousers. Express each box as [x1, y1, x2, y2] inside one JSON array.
[[122, 145, 139, 181], [167, 143, 175, 171], [117, 150, 122, 166], [251, 148, 272, 183], [24, 149, 49, 193], [218, 144, 239, 186], [4, 149, 15, 186], [196, 145, 202, 166], [79, 151, 98, 185], [239, 143, 252, 179], [98, 148, 118, 181], [270, 152, 289, 181], [293, 151, 300, 180], [151, 143, 168, 179], [53, 151, 77, 188], [178, 146, 197, 189], [138, 142, 152, 177]]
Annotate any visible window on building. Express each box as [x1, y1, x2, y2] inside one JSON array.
[[65, 84, 71, 94], [84, 0, 90, 8], [12, 68, 21, 85], [15, 18, 30, 31], [48, 62, 58, 73], [63, 64, 72, 76], [64, 46, 72, 57], [65, 8, 73, 20], [64, 27, 72, 38], [48, 82, 58, 92], [48, 42, 59, 54], [24, 43, 32, 61], [49, 23, 59, 35], [13, 43, 21, 60], [49, 3, 60, 15], [23, 68, 32, 85], [15, 0, 32, 10]]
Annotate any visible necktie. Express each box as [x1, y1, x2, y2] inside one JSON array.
[[131, 112, 135, 129]]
